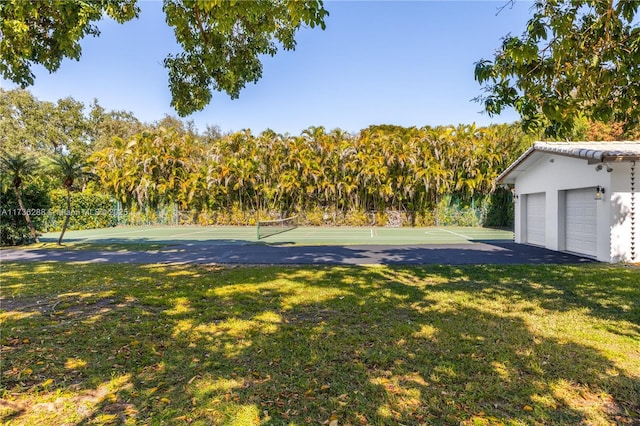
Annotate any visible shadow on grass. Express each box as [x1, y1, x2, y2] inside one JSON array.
[[1, 264, 638, 425], [414, 264, 640, 328]]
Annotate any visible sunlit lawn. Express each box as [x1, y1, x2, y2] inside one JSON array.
[[1, 262, 638, 425]]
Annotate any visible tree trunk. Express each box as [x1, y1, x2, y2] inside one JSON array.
[[14, 186, 39, 243], [58, 187, 72, 245]]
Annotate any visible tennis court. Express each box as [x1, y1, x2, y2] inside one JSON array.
[[11, 226, 596, 265], [40, 225, 513, 246]]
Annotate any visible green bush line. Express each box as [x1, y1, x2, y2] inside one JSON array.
[[42, 190, 117, 232], [1, 189, 116, 245]]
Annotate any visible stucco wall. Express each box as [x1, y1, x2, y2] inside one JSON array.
[[513, 153, 637, 262], [609, 161, 637, 263]]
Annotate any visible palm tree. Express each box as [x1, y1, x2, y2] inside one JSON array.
[[50, 152, 91, 245], [0, 153, 40, 243], [90, 136, 134, 207]]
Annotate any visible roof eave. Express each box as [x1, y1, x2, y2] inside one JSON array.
[[496, 146, 537, 184], [601, 154, 640, 163], [496, 142, 640, 184]]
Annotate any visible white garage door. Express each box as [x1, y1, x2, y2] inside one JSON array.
[[565, 188, 597, 256], [526, 192, 546, 246]]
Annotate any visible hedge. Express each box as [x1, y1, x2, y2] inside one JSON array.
[[0, 182, 51, 246], [43, 190, 118, 232]]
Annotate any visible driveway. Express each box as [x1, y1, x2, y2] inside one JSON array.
[[1, 241, 595, 265]]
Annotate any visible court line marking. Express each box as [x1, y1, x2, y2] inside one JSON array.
[[301, 229, 320, 237], [59, 227, 162, 240], [437, 228, 472, 240], [171, 229, 235, 239]]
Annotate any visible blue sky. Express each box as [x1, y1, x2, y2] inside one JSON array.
[[1, 1, 535, 135]]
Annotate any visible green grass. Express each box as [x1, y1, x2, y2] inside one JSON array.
[[1, 263, 638, 425]]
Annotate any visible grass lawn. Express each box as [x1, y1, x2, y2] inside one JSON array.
[[1, 263, 638, 425]]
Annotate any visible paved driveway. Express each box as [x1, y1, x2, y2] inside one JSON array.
[[1, 241, 595, 265]]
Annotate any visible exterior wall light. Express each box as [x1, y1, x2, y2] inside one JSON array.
[[595, 185, 605, 200], [596, 164, 613, 172]]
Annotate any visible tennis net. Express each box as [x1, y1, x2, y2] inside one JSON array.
[[257, 215, 299, 239]]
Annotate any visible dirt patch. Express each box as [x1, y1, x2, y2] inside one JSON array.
[[0, 296, 58, 314], [1, 295, 161, 322]]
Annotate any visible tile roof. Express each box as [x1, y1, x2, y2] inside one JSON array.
[[497, 141, 640, 184], [532, 141, 640, 161]]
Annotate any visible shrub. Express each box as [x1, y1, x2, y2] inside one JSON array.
[[44, 190, 117, 231], [302, 207, 325, 226], [484, 188, 515, 228], [343, 210, 372, 226], [0, 180, 51, 246], [414, 210, 437, 227]]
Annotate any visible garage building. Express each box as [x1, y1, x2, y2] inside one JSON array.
[[497, 142, 639, 263]]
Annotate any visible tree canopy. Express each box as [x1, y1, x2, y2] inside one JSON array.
[[0, 88, 143, 156], [3, 1, 638, 132], [475, 0, 639, 138], [163, 0, 328, 116], [0, 0, 140, 86], [0, 0, 328, 116]]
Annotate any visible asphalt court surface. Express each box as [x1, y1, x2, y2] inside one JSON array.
[[1, 226, 595, 265]]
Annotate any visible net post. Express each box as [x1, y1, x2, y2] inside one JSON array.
[[256, 211, 260, 240]]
